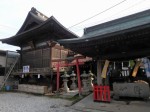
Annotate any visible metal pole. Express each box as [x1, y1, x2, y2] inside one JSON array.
[[76, 58, 82, 96]]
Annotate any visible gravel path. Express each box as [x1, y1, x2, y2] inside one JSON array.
[[0, 92, 79, 112]]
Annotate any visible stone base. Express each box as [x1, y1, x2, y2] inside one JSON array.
[[60, 89, 79, 98], [81, 88, 90, 95], [70, 84, 77, 90]]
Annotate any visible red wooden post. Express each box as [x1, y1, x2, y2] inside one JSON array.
[[103, 86, 107, 101], [93, 85, 97, 101], [76, 58, 82, 96], [105, 86, 111, 102], [56, 62, 60, 91]]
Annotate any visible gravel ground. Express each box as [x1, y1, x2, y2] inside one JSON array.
[[0, 92, 79, 112]]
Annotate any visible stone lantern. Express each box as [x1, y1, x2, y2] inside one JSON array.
[[88, 70, 94, 91], [70, 71, 77, 90], [61, 71, 70, 92], [81, 71, 89, 95]]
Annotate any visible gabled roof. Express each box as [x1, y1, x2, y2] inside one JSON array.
[[59, 9, 150, 44], [58, 9, 150, 60], [1, 8, 78, 46], [17, 7, 48, 34]]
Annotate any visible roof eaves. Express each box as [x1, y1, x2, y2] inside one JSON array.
[[1, 16, 79, 46], [51, 16, 79, 38]]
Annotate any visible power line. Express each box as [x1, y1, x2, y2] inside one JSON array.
[[71, 0, 146, 33], [68, 0, 127, 29], [89, 0, 147, 27]]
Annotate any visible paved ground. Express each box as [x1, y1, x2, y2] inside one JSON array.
[[71, 93, 150, 112], [0, 92, 79, 112], [1, 92, 150, 112]]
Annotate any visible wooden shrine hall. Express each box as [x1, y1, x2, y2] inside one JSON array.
[[58, 9, 150, 86], [1, 7, 79, 73], [0, 7, 81, 92]]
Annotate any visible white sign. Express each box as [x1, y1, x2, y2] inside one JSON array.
[[22, 74, 24, 78], [38, 74, 40, 79], [23, 65, 30, 73]]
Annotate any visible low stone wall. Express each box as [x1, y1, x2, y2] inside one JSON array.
[[18, 84, 48, 94]]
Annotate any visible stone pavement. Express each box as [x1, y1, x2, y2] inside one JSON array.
[[71, 93, 150, 112], [0, 92, 79, 112]]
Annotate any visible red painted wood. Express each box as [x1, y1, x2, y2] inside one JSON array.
[[107, 86, 111, 102], [54, 57, 84, 93], [93, 85, 111, 102], [99, 86, 103, 101], [56, 62, 60, 91], [60, 62, 84, 67], [103, 86, 106, 101], [76, 58, 82, 95], [52, 56, 85, 62], [52, 62, 84, 68]]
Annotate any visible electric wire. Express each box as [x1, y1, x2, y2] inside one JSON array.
[[70, 0, 147, 33], [68, 0, 127, 29]]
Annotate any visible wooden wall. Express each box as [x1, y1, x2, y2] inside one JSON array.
[[21, 41, 69, 70], [22, 48, 50, 68]]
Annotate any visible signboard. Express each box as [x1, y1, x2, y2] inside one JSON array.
[[23, 65, 30, 73]]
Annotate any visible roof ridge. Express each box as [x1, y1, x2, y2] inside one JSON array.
[[84, 9, 150, 35], [16, 7, 48, 34], [30, 7, 48, 19]]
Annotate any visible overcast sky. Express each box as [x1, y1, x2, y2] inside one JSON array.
[[0, 0, 150, 51]]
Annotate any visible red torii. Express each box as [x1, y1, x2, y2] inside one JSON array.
[[52, 56, 85, 95]]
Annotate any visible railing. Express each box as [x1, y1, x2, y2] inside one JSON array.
[[12, 67, 51, 75], [93, 85, 111, 102]]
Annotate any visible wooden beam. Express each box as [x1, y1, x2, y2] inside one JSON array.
[[46, 41, 56, 47], [52, 56, 85, 62], [99, 48, 150, 60]]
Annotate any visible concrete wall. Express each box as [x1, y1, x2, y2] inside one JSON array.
[[0, 56, 6, 67]]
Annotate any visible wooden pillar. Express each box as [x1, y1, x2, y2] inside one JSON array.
[[56, 62, 60, 91], [76, 58, 82, 96], [97, 60, 102, 85], [56, 46, 61, 91]]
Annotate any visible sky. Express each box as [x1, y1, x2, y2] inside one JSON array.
[[0, 0, 150, 51]]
